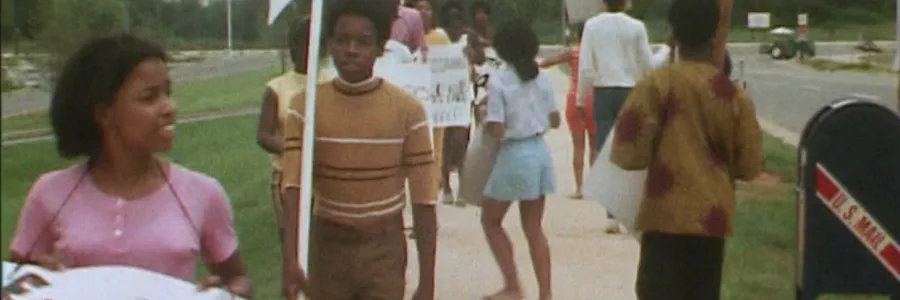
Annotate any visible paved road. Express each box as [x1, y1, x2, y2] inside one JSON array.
[[538, 41, 898, 144], [736, 53, 898, 144]]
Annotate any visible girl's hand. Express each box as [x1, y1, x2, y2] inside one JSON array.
[[197, 275, 253, 298], [474, 102, 488, 124], [33, 254, 66, 271]]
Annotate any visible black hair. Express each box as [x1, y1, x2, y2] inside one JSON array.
[[603, 0, 628, 11], [722, 50, 733, 76], [287, 17, 312, 67], [50, 34, 169, 159], [324, 0, 394, 48], [469, 0, 491, 16], [493, 18, 539, 81], [403, 0, 419, 8], [571, 21, 586, 41], [667, 0, 719, 49], [440, 0, 466, 23]]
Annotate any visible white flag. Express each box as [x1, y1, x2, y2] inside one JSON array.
[[268, 0, 293, 25]]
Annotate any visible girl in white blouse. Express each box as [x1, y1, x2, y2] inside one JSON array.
[[480, 18, 560, 300]]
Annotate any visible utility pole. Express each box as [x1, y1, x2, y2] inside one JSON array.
[[893, 0, 899, 71], [560, 2, 567, 45], [226, 0, 233, 56]]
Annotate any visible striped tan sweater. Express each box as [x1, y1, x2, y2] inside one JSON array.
[[281, 80, 438, 227]]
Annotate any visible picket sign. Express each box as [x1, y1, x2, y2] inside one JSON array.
[[414, 44, 476, 127], [1, 261, 245, 300], [584, 128, 646, 240]]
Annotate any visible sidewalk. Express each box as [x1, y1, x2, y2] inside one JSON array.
[[402, 69, 639, 300]]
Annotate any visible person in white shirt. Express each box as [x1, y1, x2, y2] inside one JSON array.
[[577, 0, 655, 234], [481, 18, 558, 300], [380, 39, 415, 64]]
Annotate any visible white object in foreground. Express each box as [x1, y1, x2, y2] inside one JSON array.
[[584, 128, 646, 241], [1, 261, 244, 300], [458, 124, 500, 207]]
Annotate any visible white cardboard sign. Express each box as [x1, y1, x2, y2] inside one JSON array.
[[747, 12, 771, 29], [421, 45, 476, 127], [1, 262, 245, 300], [585, 128, 646, 240]]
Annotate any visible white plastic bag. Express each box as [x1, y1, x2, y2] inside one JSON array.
[[2, 262, 244, 300], [458, 124, 499, 206], [584, 128, 647, 240]]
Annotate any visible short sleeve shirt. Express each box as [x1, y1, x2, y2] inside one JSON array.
[[9, 163, 238, 281], [485, 67, 557, 140]]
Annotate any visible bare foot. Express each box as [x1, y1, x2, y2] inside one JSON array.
[[604, 219, 622, 234], [483, 289, 524, 300], [567, 192, 583, 200], [441, 192, 455, 205]]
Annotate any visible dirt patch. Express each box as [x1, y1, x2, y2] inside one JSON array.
[[754, 172, 782, 185], [737, 172, 792, 202]]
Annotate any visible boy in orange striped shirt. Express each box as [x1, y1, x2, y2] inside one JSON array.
[[279, 0, 438, 299]]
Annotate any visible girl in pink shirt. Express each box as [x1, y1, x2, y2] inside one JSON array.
[[7, 34, 251, 297]]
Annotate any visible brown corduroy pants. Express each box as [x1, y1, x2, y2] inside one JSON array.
[[307, 216, 407, 300]]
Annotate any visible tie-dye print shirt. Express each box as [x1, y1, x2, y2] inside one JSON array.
[[610, 60, 764, 238]]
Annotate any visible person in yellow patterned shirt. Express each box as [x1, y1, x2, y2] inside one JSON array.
[[255, 17, 326, 237], [610, 0, 764, 298]]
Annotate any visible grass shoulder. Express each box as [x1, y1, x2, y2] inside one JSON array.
[[1, 66, 279, 137], [724, 133, 893, 300], [798, 53, 897, 74]]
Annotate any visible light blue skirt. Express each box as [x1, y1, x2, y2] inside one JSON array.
[[483, 135, 556, 201]]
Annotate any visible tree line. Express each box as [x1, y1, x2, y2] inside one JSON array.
[[1, 0, 895, 53]]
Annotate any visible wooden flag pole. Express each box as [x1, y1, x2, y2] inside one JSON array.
[[713, 0, 733, 68], [297, 0, 325, 298]]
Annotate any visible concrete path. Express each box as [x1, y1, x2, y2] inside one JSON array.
[[402, 69, 639, 300]]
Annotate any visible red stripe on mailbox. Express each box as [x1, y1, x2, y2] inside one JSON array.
[[815, 164, 900, 281], [879, 243, 900, 277], [815, 167, 839, 200]]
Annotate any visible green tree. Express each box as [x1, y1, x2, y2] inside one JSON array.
[[1, 0, 17, 42], [12, 0, 51, 39], [36, 0, 126, 77]]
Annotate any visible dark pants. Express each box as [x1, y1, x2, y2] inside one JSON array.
[[593, 87, 632, 220], [592, 87, 632, 151], [636, 231, 726, 300], [307, 216, 407, 300]]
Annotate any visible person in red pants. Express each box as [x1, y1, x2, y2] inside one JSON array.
[[539, 22, 597, 200]]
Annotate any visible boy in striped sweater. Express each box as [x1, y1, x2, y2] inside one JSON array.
[[279, 0, 438, 299]]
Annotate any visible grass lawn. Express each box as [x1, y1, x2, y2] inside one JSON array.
[[862, 52, 897, 67], [1, 66, 279, 135], [722, 134, 893, 300], [798, 56, 897, 74], [1, 115, 895, 299]]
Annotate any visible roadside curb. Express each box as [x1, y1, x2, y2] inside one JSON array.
[[2, 108, 259, 147], [1, 66, 814, 148]]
